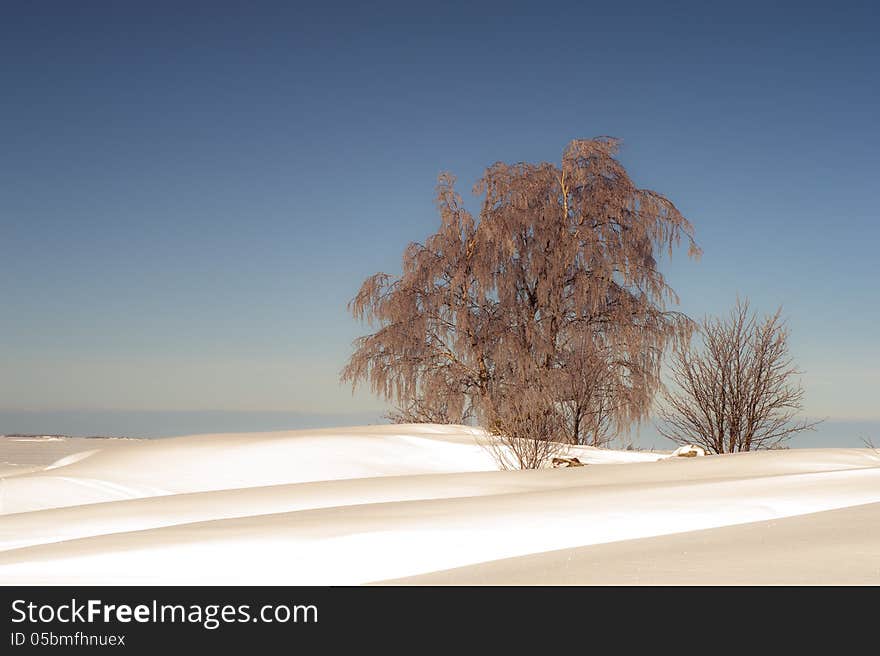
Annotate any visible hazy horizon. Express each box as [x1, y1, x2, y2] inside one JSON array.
[[1, 409, 875, 450]]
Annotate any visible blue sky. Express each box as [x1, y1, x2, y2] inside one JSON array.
[[1, 1, 877, 438]]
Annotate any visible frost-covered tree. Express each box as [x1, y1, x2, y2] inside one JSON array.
[[342, 138, 700, 457], [657, 298, 820, 453]]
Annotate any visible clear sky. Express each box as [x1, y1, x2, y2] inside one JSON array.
[[1, 1, 877, 438]]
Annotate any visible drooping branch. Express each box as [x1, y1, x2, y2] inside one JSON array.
[[342, 138, 700, 465]]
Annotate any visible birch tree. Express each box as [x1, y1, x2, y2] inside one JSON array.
[[343, 138, 700, 464]]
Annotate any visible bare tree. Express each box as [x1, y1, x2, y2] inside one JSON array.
[[481, 384, 568, 470], [343, 138, 700, 467], [657, 298, 820, 453]]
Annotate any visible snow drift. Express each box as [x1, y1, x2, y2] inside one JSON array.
[[0, 424, 878, 584]]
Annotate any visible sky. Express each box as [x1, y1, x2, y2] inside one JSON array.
[[1, 1, 877, 440]]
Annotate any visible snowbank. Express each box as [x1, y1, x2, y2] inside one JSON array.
[[0, 424, 877, 584]]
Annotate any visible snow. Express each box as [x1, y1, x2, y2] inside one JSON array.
[[670, 444, 707, 457], [0, 424, 878, 584]]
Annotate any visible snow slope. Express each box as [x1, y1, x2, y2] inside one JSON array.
[[0, 424, 878, 584], [385, 501, 880, 584]]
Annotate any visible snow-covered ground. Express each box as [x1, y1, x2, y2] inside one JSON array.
[[0, 424, 878, 584]]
